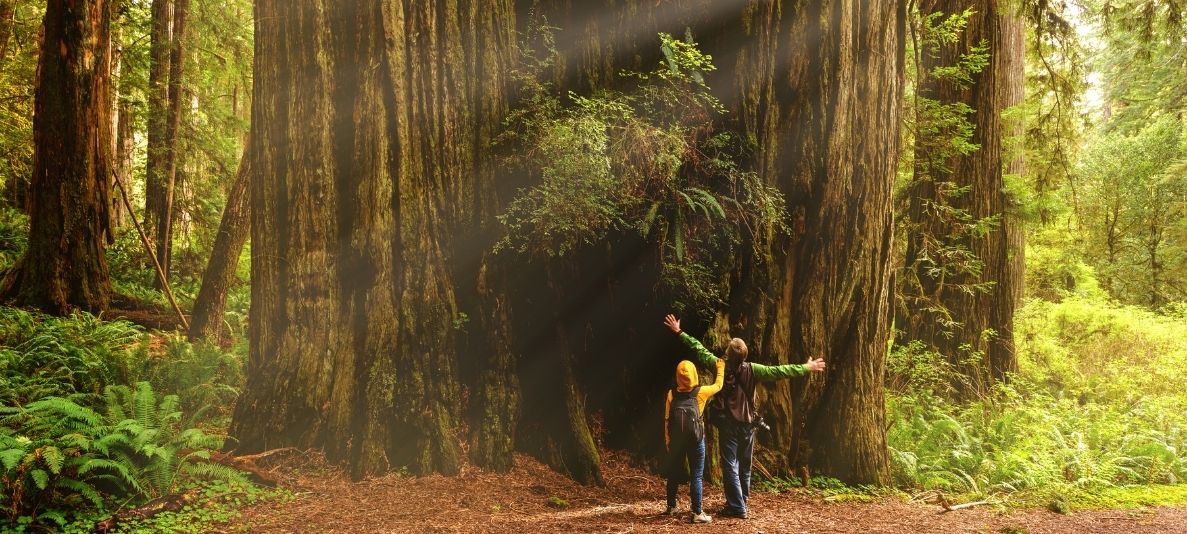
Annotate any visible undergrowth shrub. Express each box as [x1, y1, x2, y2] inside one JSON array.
[[0, 382, 245, 531], [0, 207, 27, 271], [0, 307, 143, 406], [887, 295, 1187, 506]]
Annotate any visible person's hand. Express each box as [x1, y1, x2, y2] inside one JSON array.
[[663, 314, 681, 334], [805, 357, 826, 373]]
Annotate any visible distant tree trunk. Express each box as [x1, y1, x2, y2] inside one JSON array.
[[901, 0, 1019, 398], [144, 0, 172, 255], [113, 100, 134, 228], [0, 0, 115, 314], [713, 0, 902, 486], [188, 146, 250, 341], [992, 9, 1025, 381], [232, 0, 526, 481], [154, 0, 188, 287], [0, 0, 14, 63]]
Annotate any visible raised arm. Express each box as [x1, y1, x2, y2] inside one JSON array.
[[664, 389, 673, 450], [699, 358, 726, 398], [663, 314, 719, 367]]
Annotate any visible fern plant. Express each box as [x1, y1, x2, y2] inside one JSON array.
[[0, 382, 242, 530]]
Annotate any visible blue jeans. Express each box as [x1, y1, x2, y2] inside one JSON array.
[[719, 421, 755, 514], [666, 438, 706, 513]]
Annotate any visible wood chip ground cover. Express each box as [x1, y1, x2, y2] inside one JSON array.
[[225, 451, 1187, 533]]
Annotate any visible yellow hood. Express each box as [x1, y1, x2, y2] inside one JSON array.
[[674, 360, 699, 392]]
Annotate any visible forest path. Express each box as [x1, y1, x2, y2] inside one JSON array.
[[227, 451, 1187, 533]]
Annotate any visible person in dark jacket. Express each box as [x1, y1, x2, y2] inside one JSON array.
[[663, 314, 825, 519]]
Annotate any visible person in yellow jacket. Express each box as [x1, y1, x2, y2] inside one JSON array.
[[663, 353, 725, 524]]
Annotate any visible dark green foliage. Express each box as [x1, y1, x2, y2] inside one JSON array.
[[0, 307, 143, 406], [499, 31, 788, 314], [0, 207, 27, 270], [0, 382, 243, 530]]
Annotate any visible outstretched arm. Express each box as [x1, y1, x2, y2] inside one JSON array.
[[751, 356, 826, 382], [663, 314, 719, 367]]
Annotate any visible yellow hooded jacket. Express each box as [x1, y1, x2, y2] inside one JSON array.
[[664, 358, 725, 449]]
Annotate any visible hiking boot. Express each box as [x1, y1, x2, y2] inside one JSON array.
[[718, 507, 747, 519], [691, 512, 712, 524], [662, 505, 679, 516]]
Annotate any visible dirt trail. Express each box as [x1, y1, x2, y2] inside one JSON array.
[[228, 451, 1187, 533]]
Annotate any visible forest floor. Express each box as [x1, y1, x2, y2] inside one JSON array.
[[222, 450, 1187, 534]]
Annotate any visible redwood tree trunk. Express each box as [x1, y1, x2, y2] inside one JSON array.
[[901, 0, 1022, 397], [0, 0, 14, 63], [188, 146, 250, 341], [154, 0, 189, 287], [231, 0, 523, 480], [713, 0, 902, 485], [0, 0, 116, 314], [144, 0, 172, 253]]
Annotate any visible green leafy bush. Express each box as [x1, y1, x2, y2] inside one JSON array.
[[498, 30, 788, 314], [0, 307, 144, 406], [0, 382, 243, 530], [0, 207, 28, 270], [887, 295, 1187, 506]]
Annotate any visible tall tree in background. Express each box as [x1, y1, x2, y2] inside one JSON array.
[[0, 0, 116, 313], [143, 0, 190, 286], [0, 0, 14, 63], [899, 1, 1023, 397], [188, 145, 249, 341], [143, 0, 172, 249]]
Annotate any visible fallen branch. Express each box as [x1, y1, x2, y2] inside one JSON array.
[[179, 449, 281, 487], [233, 446, 298, 463], [939, 499, 990, 513], [206, 450, 281, 487], [93, 490, 200, 532]]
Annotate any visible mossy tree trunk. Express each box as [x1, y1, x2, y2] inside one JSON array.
[[232, 0, 531, 480], [0, 0, 14, 63], [711, 0, 902, 486], [900, 0, 1022, 397], [0, 0, 116, 314]]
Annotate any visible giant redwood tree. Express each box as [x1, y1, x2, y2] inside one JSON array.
[[230, 0, 544, 480], [900, 0, 1024, 397], [233, 0, 905, 486], [0, 0, 116, 314], [703, 0, 903, 485]]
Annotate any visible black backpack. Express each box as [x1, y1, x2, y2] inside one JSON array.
[[668, 386, 704, 446], [708, 361, 752, 426]]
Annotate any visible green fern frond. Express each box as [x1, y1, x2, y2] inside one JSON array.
[[41, 446, 65, 474], [55, 478, 104, 508], [25, 397, 102, 427], [30, 468, 49, 490]]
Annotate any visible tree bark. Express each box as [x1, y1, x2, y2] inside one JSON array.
[[231, 0, 529, 480], [188, 145, 250, 341], [711, 0, 902, 486], [900, 0, 1020, 397], [154, 0, 189, 287], [0, 0, 116, 314], [992, 8, 1024, 381], [144, 0, 172, 251], [0, 0, 14, 63]]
